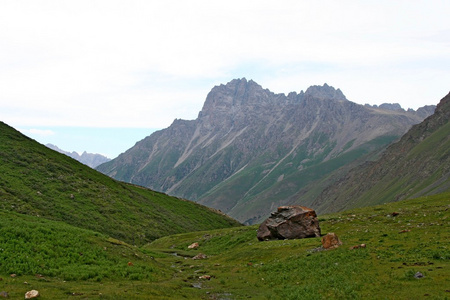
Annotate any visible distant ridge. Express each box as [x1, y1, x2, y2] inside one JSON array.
[[46, 143, 111, 168], [97, 78, 435, 224]]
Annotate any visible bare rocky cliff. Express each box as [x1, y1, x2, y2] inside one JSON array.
[[97, 78, 435, 223]]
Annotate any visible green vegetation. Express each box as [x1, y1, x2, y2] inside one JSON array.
[[146, 193, 450, 299], [1, 193, 448, 299], [0, 210, 161, 281], [0, 121, 241, 245]]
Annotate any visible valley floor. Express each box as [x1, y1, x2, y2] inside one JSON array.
[[1, 193, 449, 299]]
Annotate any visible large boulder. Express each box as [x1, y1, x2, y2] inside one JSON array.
[[257, 206, 321, 241]]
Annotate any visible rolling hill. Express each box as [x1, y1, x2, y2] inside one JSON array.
[[0, 121, 241, 245]]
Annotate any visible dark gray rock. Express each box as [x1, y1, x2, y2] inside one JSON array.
[[257, 206, 321, 241]]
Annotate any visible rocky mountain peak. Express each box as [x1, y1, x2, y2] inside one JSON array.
[[379, 103, 403, 111], [304, 83, 347, 101], [199, 78, 279, 118]]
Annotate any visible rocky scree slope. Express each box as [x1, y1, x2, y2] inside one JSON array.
[[312, 91, 450, 212], [97, 78, 434, 224]]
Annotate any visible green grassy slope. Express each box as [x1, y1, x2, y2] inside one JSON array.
[[147, 192, 450, 299], [1, 193, 447, 299], [313, 92, 450, 213], [0, 210, 162, 280], [0, 121, 241, 245]]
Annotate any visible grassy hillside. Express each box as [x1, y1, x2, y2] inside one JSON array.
[[1, 193, 448, 299], [0, 210, 162, 281], [0, 121, 241, 245], [313, 92, 450, 213]]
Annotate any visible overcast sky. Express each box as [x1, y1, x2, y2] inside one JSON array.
[[1, 1, 449, 158]]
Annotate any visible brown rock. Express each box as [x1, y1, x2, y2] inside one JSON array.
[[192, 253, 207, 260], [321, 233, 342, 249], [350, 244, 366, 250], [199, 275, 211, 280], [257, 206, 321, 241], [25, 290, 40, 299], [188, 242, 199, 249]]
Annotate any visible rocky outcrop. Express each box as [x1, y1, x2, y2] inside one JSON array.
[[257, 206, 321, 241], [97, 78, 435, 224]]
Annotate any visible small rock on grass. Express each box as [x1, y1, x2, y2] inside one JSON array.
[[188, 242, 199, 249], [349, 244, 366, 250], [321, 233, 342, 249], [192, 253, 207, 260], [25, 290, 40, 299], [414, 272, 424, 279], [0, 291, 9, 298]]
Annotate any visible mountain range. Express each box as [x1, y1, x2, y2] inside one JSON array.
[[96, 78, 436, 224], [46, 143, 111, 168]]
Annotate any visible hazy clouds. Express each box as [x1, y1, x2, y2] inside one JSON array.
[[1, 0, 449, 129]]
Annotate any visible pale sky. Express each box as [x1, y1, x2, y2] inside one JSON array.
[[1, 1, 449, 158]]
